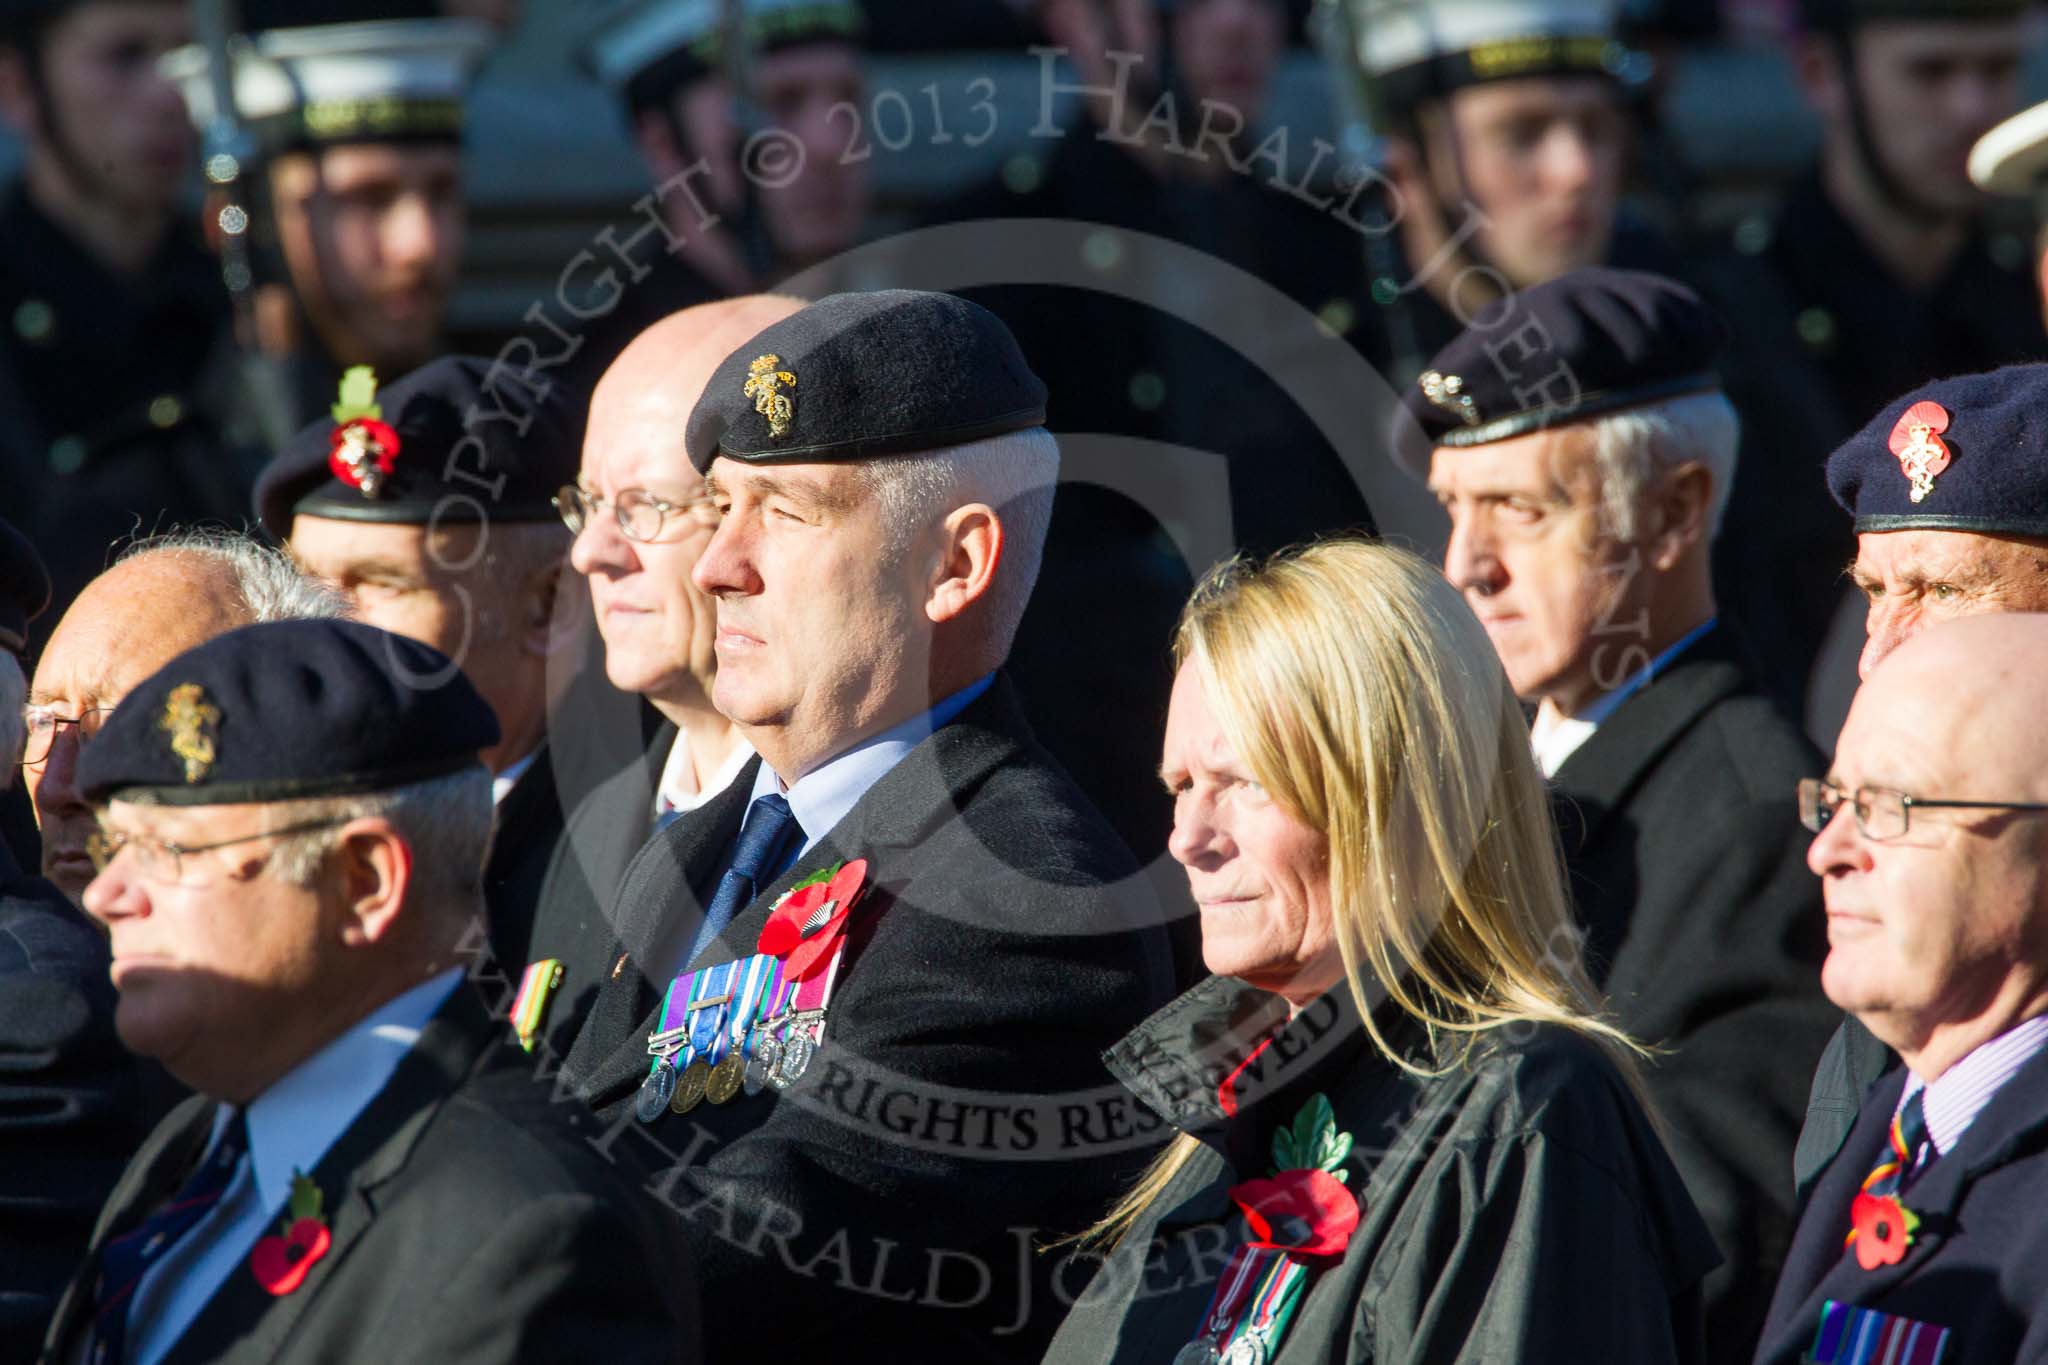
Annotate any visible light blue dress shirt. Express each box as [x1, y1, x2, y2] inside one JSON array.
[[122, 968, 463, 1365]]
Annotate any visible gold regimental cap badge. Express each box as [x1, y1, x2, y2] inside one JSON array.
[[743, 354, 797, 439], [1888, 400, 1953, 505], [1420, 371, 1481, 427], [159, 683, 222, 784]]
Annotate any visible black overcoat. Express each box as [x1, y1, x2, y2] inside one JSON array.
[[1755, 1046, 2048, 1364], [36, 983, 699, 1365], [1548, 625, 1836, 1357], [558, 675, 1180, 1361]]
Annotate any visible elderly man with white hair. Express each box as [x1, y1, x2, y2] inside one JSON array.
[[556, 290, 1177, 1362], [1404, 268, 1836, 1359]]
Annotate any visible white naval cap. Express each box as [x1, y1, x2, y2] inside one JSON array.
[[1344, 0, 1623, 108], [1971, 98, 2048, 199], [162, 17, 495, 151], [582, 0, 864, 110]]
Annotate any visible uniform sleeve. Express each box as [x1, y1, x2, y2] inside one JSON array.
[[1367, 1131, 1704, 1365]]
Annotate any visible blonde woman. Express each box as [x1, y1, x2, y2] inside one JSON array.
[[1043, 540, 1717, 1364]]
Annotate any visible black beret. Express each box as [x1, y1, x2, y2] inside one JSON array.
[[1826, 364, 2048, 537], [1800, 0, 2027, 30], [255, 355, 579, 542], [1393, 267, 1725, 478], [684, 290, 1047, 473], [77, 618, 498, 806], [0, 514, 49, 658]]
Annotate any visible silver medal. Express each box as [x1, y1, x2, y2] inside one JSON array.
[[770, 1033, 814, 1089], [1221, 1336, 1268, 1365], [636, 1059, 678, 1124], [745, 1036, 783, 1095], [1171, 1343, 1222, 1365]]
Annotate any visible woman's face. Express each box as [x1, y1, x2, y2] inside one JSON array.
[[1162, 663, 1342, 1005]]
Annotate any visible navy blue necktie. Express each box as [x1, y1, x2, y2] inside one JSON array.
[[91, 1110, 249, 1365], [683, 793, 802, 969]]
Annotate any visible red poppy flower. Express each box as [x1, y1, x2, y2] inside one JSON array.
[[251, 1216, 331, 1295], [1849, 1191, 1918, 1271], [327, 418, 401, 492], [758, 860, 867, 979], [1230, 1169, 1359, 1257]]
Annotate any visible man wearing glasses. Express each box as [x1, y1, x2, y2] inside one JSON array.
[[522, 294, 800, 1059], [37, 617, 697, 1365], [1798, 364, 2048, 1195], [1755, 613, 2048, 1363], [253, 354, 579, 1001]]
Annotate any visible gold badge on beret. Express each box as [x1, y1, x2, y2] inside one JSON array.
[[743, 354, 797, 439], [159, 683, 221, 784], [1420, 371, 1481, 428]]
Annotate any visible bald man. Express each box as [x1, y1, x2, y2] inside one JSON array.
[[1756, 614, 2048, 1364], [24, 532, 341, 903], [513, 295, 804, 1058]]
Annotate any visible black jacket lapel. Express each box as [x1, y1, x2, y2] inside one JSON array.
[[156, 985, 502, 1365]]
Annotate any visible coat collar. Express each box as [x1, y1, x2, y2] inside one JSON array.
[[1548, 622, 1752, 847], [155, 983, 505, 1365], [577, 672, 1047, 1104]]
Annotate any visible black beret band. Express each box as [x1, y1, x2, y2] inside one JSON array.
[[104, 751, 484, 808], [1430, 372, 1722, 448]]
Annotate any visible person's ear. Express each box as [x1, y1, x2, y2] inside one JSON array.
[[1796, 36, 1845, 120], [0, 48, 36, 137], [332, 819, 412, 947], [1647, 462, 1713, 570], [925, 504, 1003, 626], [519, 552, 564, 658]]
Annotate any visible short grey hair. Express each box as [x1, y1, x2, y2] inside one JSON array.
[[852, 427, 1061, 655], [0, 653, 23, 783], [1587, 392, 1741, 543], [266, 766, 494, 929], [119, 529, 348, 622]]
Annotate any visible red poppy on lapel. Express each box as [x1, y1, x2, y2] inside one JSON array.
[[1229, 1169, 1359, 1257], [757, 859, 868, 979], [251, 1170, 331, 1296], [1847, 1191, 1919, 1271]]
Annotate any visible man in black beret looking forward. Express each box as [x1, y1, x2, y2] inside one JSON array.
[[37, 617, 697, 1365], [1403, 268, 1834, 1359], [254, 355, 578, 1002], [558, 289, 1177, 1361]]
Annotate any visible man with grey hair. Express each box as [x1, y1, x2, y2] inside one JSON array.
[[560, 290, 1176, 1360], [23, 530, 341, 906], [1404, 269, 1834, 1359], [37, 618, 696, 1364]]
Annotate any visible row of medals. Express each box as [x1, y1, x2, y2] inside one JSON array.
[[639, 1007, 824, 1121]]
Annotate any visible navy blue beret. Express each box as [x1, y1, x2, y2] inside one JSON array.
[[1393, 268, 1726, 478], [77, 618, 499, 806], [1826, 364, 2048, 536], [0, 514, 48, 658], [685, 290, 1048, 472], [255, 355, 579, 542]]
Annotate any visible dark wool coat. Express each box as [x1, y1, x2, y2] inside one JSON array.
[[37, 984, 699, 1365], [1548, 624, 1836, 1358], [558, 674, 1181, 1362], [1040, 975, 1720, 1364]]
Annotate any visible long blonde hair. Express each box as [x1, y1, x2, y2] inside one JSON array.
[[1084, 539, 1648, 1248]]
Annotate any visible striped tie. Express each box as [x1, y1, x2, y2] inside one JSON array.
[[89, 1111, 249, 1365], [1863, 1088, 1932, 1198]]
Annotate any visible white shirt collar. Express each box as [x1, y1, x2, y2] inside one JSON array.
[[237, 968, 462, 1215], [491, 749, 539, 806], [748, 673, 995, 855], [1901, 1012, 2048, 1159], [655, 729, 756, 819], [1532, 618, 1717, 779]]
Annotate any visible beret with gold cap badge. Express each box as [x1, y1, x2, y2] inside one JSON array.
[[684, 290, 1048, 474], [1826, 364, 2048, 536], [76, 618, 499, 806]]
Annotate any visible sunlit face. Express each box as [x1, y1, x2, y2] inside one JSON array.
[[1809, 672, 2048, 1051], [26, 557, 246, 903], [680, 43, 869, 267], [1162, 663, 1339, 1005], [568, 431, 722, 706], [1173, 0, 1283, 127], [14, 2, 191, 209], [269, 143, 464, 371], [1428, 76, 1626, 289], [693, 458, 928, 779], [81, 799, 331, 1096], [1430, 425, 1643, 714], [1835, 21, 2025, 215], [1850, 529, 2048, 678]]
